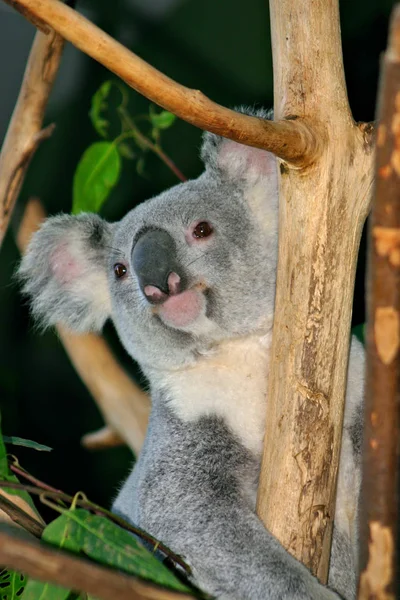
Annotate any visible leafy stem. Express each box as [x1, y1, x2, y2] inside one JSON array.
[[117, 105, 187, 182]]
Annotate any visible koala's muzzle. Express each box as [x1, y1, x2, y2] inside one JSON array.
[[132, 229, 184, 304]]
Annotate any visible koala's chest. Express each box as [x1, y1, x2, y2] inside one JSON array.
[[151, 334, 271, 456]]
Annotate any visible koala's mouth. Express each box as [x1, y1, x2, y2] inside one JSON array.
[[151, 281, 207, 329]]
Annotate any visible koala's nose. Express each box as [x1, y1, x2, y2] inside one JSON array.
[[132, 229, 183, 303]]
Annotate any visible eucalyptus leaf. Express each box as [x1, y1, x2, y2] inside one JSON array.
[[21, 515, 82, 600], [3, 437, 52, 452], [0, 568, 26, 600], [21, 581, 72, 600], [72, 142, 121, 215], [149, 110, 176, 130], [89, 81, 112, 138], [42, 509, 190, 593]]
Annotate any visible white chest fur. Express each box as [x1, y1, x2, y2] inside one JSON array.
[[149, 332, 272, 455]]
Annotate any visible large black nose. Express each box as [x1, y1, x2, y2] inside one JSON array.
[[132, 229, 183, 302]]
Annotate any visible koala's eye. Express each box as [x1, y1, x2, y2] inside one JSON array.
[[114, 263, 127, 279], [192, 221, 213, 239]]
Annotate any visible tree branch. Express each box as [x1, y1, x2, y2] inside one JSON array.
[[0, 29, 64, 249], [358, 7, 400, 599], [17, 198, 150, 455], [2, 0, 320, 167], [0, 523, 196, 600], [0, 494, 45, 538]]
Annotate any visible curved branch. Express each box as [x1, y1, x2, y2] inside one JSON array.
[[0, 29, 64, 249], [2, 0, 320, 166], [17, 198, 150, 455]]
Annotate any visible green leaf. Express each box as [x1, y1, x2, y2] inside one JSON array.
[[21, 581, 72, 600], [89, 81, 112, 138], [42, 514, 82, 553], [40, 509, 190, 593], [76, 511, 190, 591], [0, 568, 26, 600], [149, 110, 176, 130], [0, 415, 36, 514], [21, 515, 82, 600], [3, 437, 52, 452], [72, 142, 121, 215]]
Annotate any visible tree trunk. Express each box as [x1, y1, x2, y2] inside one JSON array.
[[358, 8, 400, 599], [256, 0, 375, 581]]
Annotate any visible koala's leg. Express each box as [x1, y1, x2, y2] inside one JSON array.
[[114, 406, 340, 600], [328, 337, 364, 599]]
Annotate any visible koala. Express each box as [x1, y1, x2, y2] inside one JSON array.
[[19, 108, 364, 600]]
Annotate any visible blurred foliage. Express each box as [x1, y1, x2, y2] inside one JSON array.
[[0, 0, 393, 515], [0, 422, 199, 599]]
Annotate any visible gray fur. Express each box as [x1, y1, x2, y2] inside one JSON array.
[[18, 108, 364, 600]]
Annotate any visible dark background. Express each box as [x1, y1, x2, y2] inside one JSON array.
[[0, 0, 394, 513]]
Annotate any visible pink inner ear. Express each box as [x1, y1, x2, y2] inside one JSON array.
[[50, 243, 83, 285], [218, 140, 275, 177]]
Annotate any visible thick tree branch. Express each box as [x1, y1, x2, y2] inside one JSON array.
[[2, 0, 320, 166], [17, 198, 150, 455], [358, 7, 400, 599], [0, 523, 196, 600], [0, 29, 64, 249]]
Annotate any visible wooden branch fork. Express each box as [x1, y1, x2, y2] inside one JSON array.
[[2, 0, 319, 167], [1, 0, 388, 592]]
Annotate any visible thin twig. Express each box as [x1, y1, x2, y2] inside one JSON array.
[[118, 107, 187, 182], [10, 463, 63, 494], [2, 0, 320, 167]]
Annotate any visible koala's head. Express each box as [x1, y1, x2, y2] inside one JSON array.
[[19, 118, 278, 371]]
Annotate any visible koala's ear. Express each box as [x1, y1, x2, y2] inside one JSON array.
[[200, 107, 277, 186], [18, 213, 114, 333]]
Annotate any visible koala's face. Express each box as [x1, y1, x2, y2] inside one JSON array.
[[19, 132, 278, 371], [108, 172, 277, 368]]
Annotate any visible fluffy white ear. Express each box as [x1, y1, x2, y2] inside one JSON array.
[[200, 107, 277, 185], [18, 213, 113, 332]]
